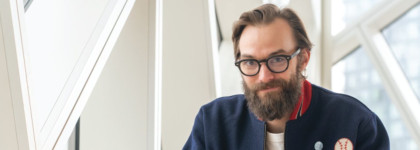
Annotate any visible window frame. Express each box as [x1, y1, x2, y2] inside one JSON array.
[[324, 0, 420, 145], [0, 0, 136, 149]]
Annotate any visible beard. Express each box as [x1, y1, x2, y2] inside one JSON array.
[[243, 71, 303, 121]]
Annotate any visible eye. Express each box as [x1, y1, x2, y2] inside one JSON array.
[[244, 60, 257, 66], [241, 60, 258, 67], [270, 56, 284, 63]]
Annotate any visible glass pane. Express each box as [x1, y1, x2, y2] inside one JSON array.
[[24, 0, 110, 136], [24, 0, 33, 11], [331, 0, 386, 35], [382, 3, 420, 100], [332, 47, 418, 150]]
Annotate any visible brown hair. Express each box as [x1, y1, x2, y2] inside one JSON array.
[[232, 4, 313, 60]]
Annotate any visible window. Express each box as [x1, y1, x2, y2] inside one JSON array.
[[24, 0, 33, 11], [331, 0, 386, 35], [332, 47, 418, 150], [382, 3, 420, 100]]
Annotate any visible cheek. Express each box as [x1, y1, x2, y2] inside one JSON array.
[[243, 76, 256, 85], [288, 59, 301, 73], [273, 64, 297, 80], [281, 59, 299, 78], [243, 73, 292, 84], [274, 72, 291, 81]]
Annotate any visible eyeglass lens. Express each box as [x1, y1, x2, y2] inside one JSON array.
[[239, 56, 288, 75]]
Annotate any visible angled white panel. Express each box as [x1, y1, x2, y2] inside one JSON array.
[[0, 0, 135, 149], [79, 0, 161, 149], [24, 0, 111, 139], [50, 0, 136, 149]]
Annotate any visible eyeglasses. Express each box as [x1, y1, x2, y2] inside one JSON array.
[[235, 48, 301, 76]]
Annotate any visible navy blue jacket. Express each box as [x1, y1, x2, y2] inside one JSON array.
[[183, 83, 389, 150]]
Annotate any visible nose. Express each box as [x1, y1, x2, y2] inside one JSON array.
[[258, 63, 275, 83]]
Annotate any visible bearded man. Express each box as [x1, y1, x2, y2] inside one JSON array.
[[183, 4, 389, 150]]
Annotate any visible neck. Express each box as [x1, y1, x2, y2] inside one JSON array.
[[266, 112, 291, 133]]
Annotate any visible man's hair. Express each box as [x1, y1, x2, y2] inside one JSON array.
[[232, 4, 313, 60]]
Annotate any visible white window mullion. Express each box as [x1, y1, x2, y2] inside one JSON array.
[[0, 0, 35, 149], [360, 25, 420, 146], [331, 29, 361, 64], [359, 0, 420, 145], [321, 0, 333, 88]]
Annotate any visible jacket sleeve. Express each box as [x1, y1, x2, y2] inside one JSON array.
[[356, 114, 390, 150], [183, 108, 206, 150]]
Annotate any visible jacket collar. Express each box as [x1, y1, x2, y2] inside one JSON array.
[[289, 80, 312, 120]]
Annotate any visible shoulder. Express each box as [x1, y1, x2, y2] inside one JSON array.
[[200, 94, 247, 115], [302, 84, 389, 149], [311, 84, 375, 118], [196, 94, 259, 125]]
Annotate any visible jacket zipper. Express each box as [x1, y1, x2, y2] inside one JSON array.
[[284, 127, 287, 150], [263, 123, 267, 150]]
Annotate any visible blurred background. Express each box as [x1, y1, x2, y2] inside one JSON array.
[[2, 0, 420, 149]]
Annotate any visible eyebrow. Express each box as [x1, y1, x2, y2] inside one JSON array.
[[240, 49, 287, 59]]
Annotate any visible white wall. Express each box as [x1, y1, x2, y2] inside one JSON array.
[[218, 41, 243, 96], [289, 0, 322, 85], [80, 0, 149, 149], [0, 19, 19, 150], [161, 0, 218, 149]]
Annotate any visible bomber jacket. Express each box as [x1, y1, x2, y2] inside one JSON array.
[[183, 80, 390, 150]]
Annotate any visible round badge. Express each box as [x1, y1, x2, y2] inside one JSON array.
[[314, 141, 323, 150], [334, 138, 353, 150]]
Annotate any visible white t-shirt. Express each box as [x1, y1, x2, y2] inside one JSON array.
[[266, 132, 284, 150]]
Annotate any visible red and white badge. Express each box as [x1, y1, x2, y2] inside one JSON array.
[[334, 138, 353, 150]]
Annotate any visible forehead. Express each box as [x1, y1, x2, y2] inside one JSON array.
[[238, 18, 296, 58]]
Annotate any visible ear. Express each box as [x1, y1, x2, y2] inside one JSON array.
[[299, 48, 310, 72]]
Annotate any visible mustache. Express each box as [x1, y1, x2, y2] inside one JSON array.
[[249, 78, 289, 91]]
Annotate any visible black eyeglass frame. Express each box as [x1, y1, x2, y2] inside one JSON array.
[[234, 48, 301, 76]]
